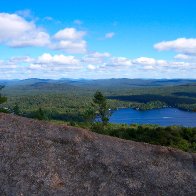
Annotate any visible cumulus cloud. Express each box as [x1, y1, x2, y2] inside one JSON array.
[[133, 57, 156, 65], [87, 64, 97, 70], [0, 13, 88, 54], [52, 28, 87, 53], [170, 61, 191, 68], [89, 52, 111, 58], [54, 28, 86, 40], [0, 52, 196, 79], [83, 52, 111, 64], [9, 56, 34, 64], [0, 53, 82, 78], [132, 57, 168, 68], [154, 38, 196, 55], [100, 56, 193, 72], [37, 53, 80, 65], [110, 57, 132, 67], [105, 32, 115, 39], [0, 13, 50, 47], [174, 54, 192, 60], [51, 40, 87, 54], [143, 65, 155, 70], [35, 55, 82, 75]]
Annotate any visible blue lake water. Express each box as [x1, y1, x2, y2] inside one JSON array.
[[109, 108, 196, 127]]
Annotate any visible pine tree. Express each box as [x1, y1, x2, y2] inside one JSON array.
[[93, 91, 110, 125], [35, 108, 47, 120], [13, 104, 20, 115], [0, 86, 7, 109]]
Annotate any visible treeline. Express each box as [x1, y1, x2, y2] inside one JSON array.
[[0, 86, 7, 112], [108, 94, 196, 111], [91, 123, 196, 152], [177, 104, 196, 112], [1, 87, 196, 152], [2, 80, 196, 113]]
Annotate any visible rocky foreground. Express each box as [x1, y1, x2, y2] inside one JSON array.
[[0, 113, 196, 195]]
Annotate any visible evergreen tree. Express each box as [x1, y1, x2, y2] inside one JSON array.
[[35, 108, 47, 120], [13, 104, 20, 115], [93, 91, 110, 125], [0, 86, 7, 111], [83, 105, 96, 123]]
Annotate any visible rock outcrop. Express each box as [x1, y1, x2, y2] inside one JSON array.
[[0, 113, 195, 195]]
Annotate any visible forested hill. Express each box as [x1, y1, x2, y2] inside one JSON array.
[[1, 78, 196, 89], [1, 78, 196, 117]]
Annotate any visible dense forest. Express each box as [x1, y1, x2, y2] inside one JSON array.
[[1, 79, 196, 118], [0, 79, 196, 152], [91, 123, 196, 152]]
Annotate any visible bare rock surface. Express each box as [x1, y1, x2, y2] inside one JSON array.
[[0, 113, 196, 195]]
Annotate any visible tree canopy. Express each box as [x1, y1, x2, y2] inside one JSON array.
[[93, 91, 110, 125], [0, 86, 7, 105]]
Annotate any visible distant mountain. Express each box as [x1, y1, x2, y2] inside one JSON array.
[[1, 78, 196, 98], [1, 78, 196, 88], [0, 78, 54, 86], [66, 78, 196, 88]]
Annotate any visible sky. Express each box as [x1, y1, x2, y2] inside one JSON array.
[[0, 0, 196, 79]]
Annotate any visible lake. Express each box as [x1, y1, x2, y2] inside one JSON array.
[[109, 108, 196, 127]]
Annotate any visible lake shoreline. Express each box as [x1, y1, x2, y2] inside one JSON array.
[[109, 107, 196, 127], [113, 106, 196, 113]]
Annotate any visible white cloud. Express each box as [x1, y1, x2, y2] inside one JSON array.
[[52, 28, 87, 53], [170, 61, 191, 68], [87, 64, 96, 70], [143, 65, 155, 70], [29, 64, 42, 70], [89, 52, 111, 58], [174, 54, 192, 60], [0, 13, 87, 54], [37, 53, 80, 65], [154, 38, 196, 54], [83, 52, 111, 64], [10, 31, 50, 47], [102, 56, 192, 71], [133, 57, 156, 65], [51, 40, 87, 54], [105, 32, 115, 39], [132, 57, 169, 68], [0, 53, 83, 78], [54, 28, 86, 40], [9, 56, 34, 63], [110, 57, 132, 67], [0, 13, 50, 47], [1, 53, 195, 79]]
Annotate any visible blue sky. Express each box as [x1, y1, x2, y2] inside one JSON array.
[[0, 0, 196, 79]]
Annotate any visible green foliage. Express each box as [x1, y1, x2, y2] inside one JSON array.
[[91, 123, 196, 152], [2, 80, 196, 121], [13, 103, 20, 115], [1, 80, 196, 152], [0, 86, 7, 105], [82, 105, 96, 123], [0, 86, 7, 112], [137, 101, 167, 110], [33, 108, 49, 120], [93, 91, 111, 125], [177, 104, 196, 112]]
